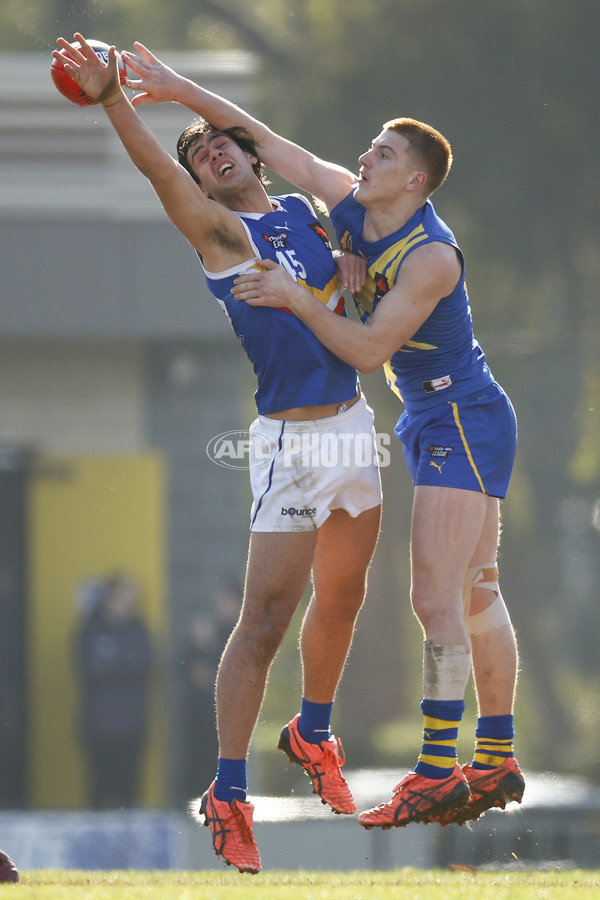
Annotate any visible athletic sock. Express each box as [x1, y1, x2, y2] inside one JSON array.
[[415, 698, 465, 779], [471, 714, 514, 769], [298, 698, 333, 744], [214, 758, 247, 804]]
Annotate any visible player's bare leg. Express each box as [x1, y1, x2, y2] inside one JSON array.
[[360, 486, 486, 828], [279, 506, 381, 814], [409, 485, 488, 646], [438, 495, 525, 826], [279, 505, 381, 813], [215, 530, 318, 758], [467, 497, 518, 714], [200, 530, 317, 874], [301, 505, 381, 702]]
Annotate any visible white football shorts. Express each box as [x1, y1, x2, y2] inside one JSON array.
[[248, 395, 382, 532]]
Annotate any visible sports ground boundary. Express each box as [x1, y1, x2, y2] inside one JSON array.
[[0, 771, 598, 871]]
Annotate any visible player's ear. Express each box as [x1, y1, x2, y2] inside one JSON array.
[[407, 171, 428, 191]]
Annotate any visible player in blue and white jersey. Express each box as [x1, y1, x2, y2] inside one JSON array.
[[150, 65, 526, 830], [54, 36, 382, 873]]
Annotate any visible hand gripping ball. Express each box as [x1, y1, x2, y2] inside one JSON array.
[[51, 39, 127, 107]]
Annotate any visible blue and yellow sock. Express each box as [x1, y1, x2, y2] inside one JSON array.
[[471, 714, 514, 769], [298, 698, 333, 745], [214, 757, 247, 803], [415, 699, 464, 780]]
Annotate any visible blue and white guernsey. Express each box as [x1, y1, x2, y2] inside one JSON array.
[[200, 194, 359, 416]]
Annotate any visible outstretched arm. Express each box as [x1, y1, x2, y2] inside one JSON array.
[[231, 246, 462, 373], [53, 35, 250, 270], [122, 42, 356, 212]]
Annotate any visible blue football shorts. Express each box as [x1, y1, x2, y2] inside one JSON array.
[[395, 382, 517, 498]]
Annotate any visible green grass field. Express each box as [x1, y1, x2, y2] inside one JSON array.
[[4, 869, 599, 899]]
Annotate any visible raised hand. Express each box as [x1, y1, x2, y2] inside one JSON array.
[[122, 42, 182, 107], [53, 33, 120, 106]]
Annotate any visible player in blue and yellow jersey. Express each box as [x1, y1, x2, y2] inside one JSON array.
[[140, 54, 527, 831], [54, 36, 383, 872]]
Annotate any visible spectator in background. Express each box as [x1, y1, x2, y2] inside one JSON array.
[[74, 574, 155, 809]]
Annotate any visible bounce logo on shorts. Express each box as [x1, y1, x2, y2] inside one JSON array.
[[206, 431, 272, 470], [281, 507, 317, 518]]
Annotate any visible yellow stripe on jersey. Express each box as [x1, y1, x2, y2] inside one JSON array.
[[451, 401, 486, 493], [368, 224, 429, 281], [383, 359, 403, 401], [298, 272, 342, 311], [400, 338, 438, 352], [352, 224, 430, 319]]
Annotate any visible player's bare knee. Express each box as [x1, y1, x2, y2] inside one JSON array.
[[246, 622, 286, 665], [335, 588, 366, 620], [236, 606, 293, 662], [410, 586, 450, 633]]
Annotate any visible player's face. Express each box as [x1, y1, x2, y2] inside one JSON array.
[[186, 132, 257, 201], [355, 130, 424, 205]]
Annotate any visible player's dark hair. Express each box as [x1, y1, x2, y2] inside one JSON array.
[[383, 117, 452, 194], [176, 119, 268, 186]]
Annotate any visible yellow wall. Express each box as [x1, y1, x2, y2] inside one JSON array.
[[27, 453, 167, 809]]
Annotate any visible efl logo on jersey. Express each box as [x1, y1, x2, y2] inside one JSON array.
[[307, 221, 333, 251], [262, 233, 288, 251]]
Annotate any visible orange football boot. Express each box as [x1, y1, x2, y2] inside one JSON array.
[[278, 714, 356, 814], [358, 764, 470, 828], [437, 757, 525, 826], [199, 782, 261, 874]]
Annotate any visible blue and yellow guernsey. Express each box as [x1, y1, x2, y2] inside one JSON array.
[[200, 194, 358, 416], [331, 190, 493, 412]]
